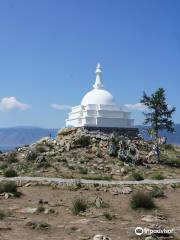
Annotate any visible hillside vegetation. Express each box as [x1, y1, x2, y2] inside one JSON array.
[[0, 127, 179, 180]]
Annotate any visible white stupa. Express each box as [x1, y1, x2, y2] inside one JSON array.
[[66, 64, 134, 128]]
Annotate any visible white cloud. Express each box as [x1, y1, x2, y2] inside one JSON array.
[[124, 103, 146, 111], [0, 97, 29, 111], [51, 104, 72, 110]]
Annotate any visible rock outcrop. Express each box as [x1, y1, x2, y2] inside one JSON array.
[[0, 127, 177, 179]]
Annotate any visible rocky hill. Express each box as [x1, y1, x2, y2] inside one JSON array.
[[0, 127, 179, 180], [0, 124, 179, 152]]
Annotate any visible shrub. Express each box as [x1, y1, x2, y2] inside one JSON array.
[[96, 150, 102, 158], [0, 209, 10, 220], [37, 205, 45, 213], [101, 201, 110, 208], [79, 159, 90, 164], [132, 172, 144, 181], [129, 144, 137, 156], [171, 183, 180, 189], [74, 180, 82, 190], [68, 165, 75, 170], [68, 181, 82, 191], [0, 163, 8, 170], [4, 168, 18, 177], [61, 159, 67, 163], [79, 167, 88, 175], [103, 212, 115, 221], [130, 191, 156, 210], [118, 150, 127, 162], [30, 221, 49, 230], [74, 136, 91, 147], [161, 144, 174, 151], [150, 187, 165, 198], [0, 209, 6, 220], [71, 198, 88, 215], [152, 172, 164, 180], [37, 222, 49, 229], [36, 161, 51, 169], [4, 168, 17, 177], [107, 143, 117, 157], [0, 181, 18, 194], [80, 159, 85, 164], [161, 158, 180, 168], [7, 152, 17, 163]]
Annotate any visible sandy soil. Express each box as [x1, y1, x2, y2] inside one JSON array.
[[0, 185, 180, 240]]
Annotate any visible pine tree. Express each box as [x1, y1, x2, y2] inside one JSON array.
[[140, 88, 176, 162]]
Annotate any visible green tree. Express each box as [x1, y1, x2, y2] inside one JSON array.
[[140, 88, 176, 162]]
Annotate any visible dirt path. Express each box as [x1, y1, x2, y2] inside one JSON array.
[[1, 176, 180, 186]]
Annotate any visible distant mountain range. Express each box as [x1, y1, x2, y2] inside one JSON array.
[[0, 127, 58, 152], [138, 124, 180, 145], [0, 125, 179, 152]]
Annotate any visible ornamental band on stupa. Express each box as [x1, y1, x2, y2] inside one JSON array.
[[66, 64, 138, 137]]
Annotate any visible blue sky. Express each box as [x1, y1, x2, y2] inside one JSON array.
[[0, 0, 179, 128]]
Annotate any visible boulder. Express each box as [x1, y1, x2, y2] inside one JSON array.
[[25, 150, 37, 161], [145, 237, 156, 240], [57, 127, 77, 139], [93, 235, 111, 240], [16, 207, 38, 214], [4, 192, 14, 199], [65, 142, 71, 151], [36, 155, 46, 163], [142, 215, 160, 223], [111, 187, 132, 195], [36, 137, 50, 144], [95, 196, 103, 208]]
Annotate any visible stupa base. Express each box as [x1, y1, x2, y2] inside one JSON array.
[[83, 126, 139, 138]]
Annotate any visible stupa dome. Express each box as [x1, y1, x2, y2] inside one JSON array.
[[81, 88, 116, 106], [81, 63, 116, 106]]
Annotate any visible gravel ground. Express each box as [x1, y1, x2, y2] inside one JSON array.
[[1, 176, 180, 186]]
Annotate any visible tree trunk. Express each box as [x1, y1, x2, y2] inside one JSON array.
[[155, 131, 160, 162], [156, 142, 160, 162]]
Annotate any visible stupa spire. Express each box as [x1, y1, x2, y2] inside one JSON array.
[[93, 63, 104, 89]]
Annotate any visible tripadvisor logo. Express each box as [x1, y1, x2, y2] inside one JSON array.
[[135, 226, 174, 236], [135, 227, 144, 236]]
